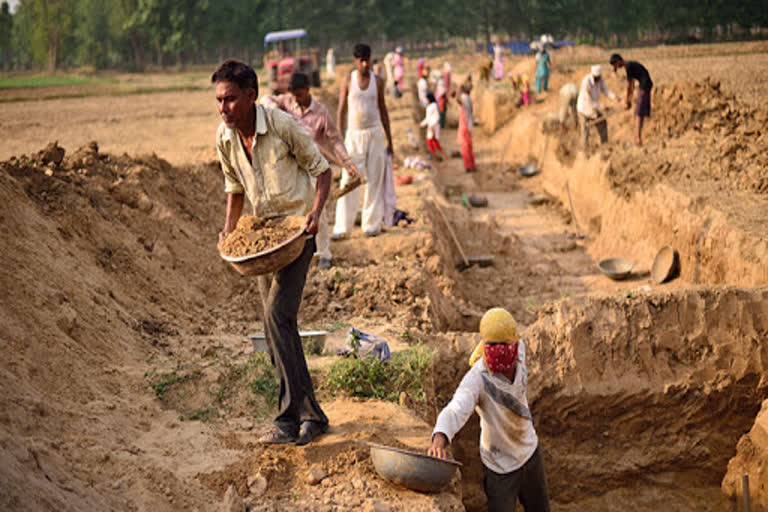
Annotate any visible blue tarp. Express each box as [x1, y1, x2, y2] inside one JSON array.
[[264, 29, 307, 46], [482, 40, 576, 55]]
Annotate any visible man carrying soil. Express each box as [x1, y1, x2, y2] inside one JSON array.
[[260, 72, 360, 269], [610, 54, 653, 146], [213, 60, 331, 446], [333, 43, 394, 238], [577, 65, 617, 151], [429, 308, 550, 511]]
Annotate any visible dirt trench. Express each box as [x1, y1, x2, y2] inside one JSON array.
[[417, 76, 768, 511]]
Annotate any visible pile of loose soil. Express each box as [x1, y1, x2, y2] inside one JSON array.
[[0, 142, 246, 510], [196, 400, 464, 512], [654, 78, 767, 140], [220, 215, 305, 258], [603, 78, 768, 197]]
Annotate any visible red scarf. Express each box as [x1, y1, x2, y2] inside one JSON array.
[[484, 342, 518, 374]]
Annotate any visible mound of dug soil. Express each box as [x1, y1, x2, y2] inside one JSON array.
[[0, 142, 245, 510], [197, 400, 464, 512], [605, 78, 768, 197]]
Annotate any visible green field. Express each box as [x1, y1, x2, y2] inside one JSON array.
[[0, 75, 115, 89]]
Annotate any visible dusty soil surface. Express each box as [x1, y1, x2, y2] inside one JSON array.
[[2, 41, 768, 512], [220, 216, 306, 258]]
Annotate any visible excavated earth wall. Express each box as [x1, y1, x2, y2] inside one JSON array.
[[426, 286, 768, 511]]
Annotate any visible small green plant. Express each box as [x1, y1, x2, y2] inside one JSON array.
[[247, 353, 280, 408], [325, 344, 433, 402], [210, 353, 279, 419], [181, 407, 219, 423], [349, 329, 362, 353], [147, 371, 182, 398], [290, 490, 300, 501]]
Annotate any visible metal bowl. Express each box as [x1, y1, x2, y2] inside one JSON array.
[[369, 443, 461, 493], [220, 216, 307, 276], [597, 257, 635, 280], [651, 245, 680, 284], [250, 330, 327, 355], [517, 164, 539, 177]]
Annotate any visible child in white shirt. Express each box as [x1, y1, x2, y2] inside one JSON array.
[[429, 308, 550, 512]]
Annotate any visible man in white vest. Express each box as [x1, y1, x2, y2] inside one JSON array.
[[333, 43, 394, 238]]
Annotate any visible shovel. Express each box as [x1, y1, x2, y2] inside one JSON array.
[[333, 175, 367, 200], [432, 200, 494, 270], [585, 109, 620, 127]]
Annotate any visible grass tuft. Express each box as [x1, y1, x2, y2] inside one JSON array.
[[325, 344, 433, 402]]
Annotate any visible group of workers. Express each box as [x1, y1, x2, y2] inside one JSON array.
[[416, 59, 477, 172], [560, 53, 653, 148], [210, 40, 653, 512]]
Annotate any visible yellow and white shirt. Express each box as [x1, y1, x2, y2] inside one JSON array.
[[216, 104, 328, 217]]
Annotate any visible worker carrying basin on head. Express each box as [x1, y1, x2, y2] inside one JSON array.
[[577, 64, 617, 151], [429, 308, 551, 512]]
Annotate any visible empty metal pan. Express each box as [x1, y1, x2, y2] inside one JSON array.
[[597, 257, 635, 280], [369, 443, 461, 493]]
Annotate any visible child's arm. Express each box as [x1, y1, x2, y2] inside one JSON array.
[[428, 365, 482, 459]]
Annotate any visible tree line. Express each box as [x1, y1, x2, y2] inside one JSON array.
[[0, 0, 766, 72]]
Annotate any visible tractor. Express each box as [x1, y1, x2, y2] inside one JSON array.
[[263, 29, 321, 94]]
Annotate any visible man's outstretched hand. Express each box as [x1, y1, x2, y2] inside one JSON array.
[[428, 432, 451, 460]]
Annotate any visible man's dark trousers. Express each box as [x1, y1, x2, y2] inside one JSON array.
[[258, 237, 328, 436]]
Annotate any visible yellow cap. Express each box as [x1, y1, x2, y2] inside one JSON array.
[[480, 307, 518, 343], [469, 308, 519, 366]]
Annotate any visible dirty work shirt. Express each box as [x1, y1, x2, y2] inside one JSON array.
[[259, 94, 354, 170], [216, 104, 328, 218], [433, 341, 538, 474], [625, 61, 653, 90], [577, 74, 616, 119]]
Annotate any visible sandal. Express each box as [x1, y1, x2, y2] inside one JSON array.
[[296, 421, 328, 446], [258, 426, 297, 444]]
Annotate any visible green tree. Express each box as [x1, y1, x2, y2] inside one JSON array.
[[0, 1, 12, 69], [15, 0, 74, 72]]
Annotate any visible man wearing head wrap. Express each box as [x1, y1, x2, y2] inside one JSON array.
[[429, 308, 550, 511], [577, 65, 617, 151]]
